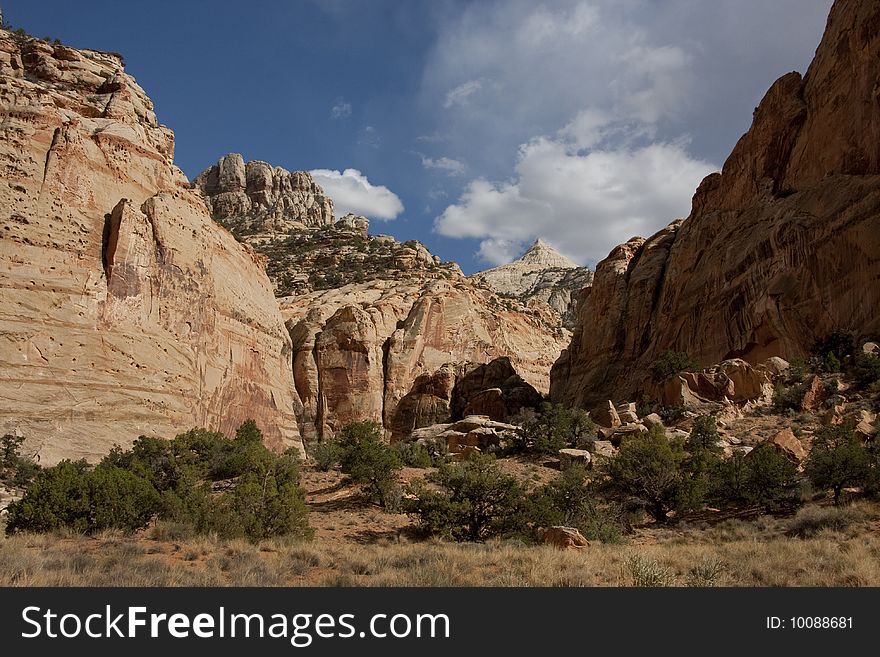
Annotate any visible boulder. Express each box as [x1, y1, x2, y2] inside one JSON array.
[[760, 357, 791, 377], [820, 404, 845, 426], [558, 448, 592, 470], [766, 428, 808, 463], [642, 413, 664, 430], [616, 402, 639, 424], [542, 526, 590, 550], [863, 342, 880, 356], [589, 440, 616, 458], [610, 422, 647, 445], [800, 375, 825, 412], [591, 401, 621, 428]]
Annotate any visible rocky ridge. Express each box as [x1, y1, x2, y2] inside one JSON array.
[[471, 239, 593, 327], [193, 153, 334, 237], [0, 32, 303, 462], [551, 0, 880, 408]]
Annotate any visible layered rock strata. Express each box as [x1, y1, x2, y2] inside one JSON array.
[[0, 33, 303, 462]]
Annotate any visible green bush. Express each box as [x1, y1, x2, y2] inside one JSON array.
[[854, 354, 880, 389], [687, 416, 721, 453], [529, 465, 626, 543], [204, 449, 310, 541], [337, 421, 402, 508], [787, 357, 809, 382], [310, 440, 342, 472], [6, 421, 311, 542], [392, 441, 434, 469], [6, 461, 160, 535], [5, 461, 90, 534], [511, 402, 596, 455], [650, 350, 699, 382], [605, 429, 695, 523], [711, 444, 798, 509], [404, 453, 528, 541], [805, 424, 871, 505], [773, 382, 805, 412]]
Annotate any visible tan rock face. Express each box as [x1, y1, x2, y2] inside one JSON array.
[[0, 33, 302, 462], [551, 0, 880, 407], [282, 277, 567, 441]]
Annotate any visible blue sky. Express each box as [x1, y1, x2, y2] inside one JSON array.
[[5, 0, 831, 273]]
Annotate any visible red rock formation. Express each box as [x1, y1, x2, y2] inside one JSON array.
[[0, 33, 303, 462], [552, 0, 880, 407]]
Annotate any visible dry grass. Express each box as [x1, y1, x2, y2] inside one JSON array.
[[2, 501, 879, 587]]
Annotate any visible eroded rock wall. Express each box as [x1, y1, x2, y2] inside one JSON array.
[[551, 0, 880, 407], [0, 33, 303, 462]]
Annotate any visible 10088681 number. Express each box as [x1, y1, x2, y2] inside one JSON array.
[[790, 617, 853, 629]]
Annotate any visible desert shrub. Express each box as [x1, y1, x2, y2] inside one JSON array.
[[657, 405, 686, 426], [529, 465, 626, 543], [5, 461, 90, 534], [787, 357, 809, 382], [309, 440, 342, 472], [805, 424, 871, 505], [685, 557, 725, 587], [6, 461, 159, 535], [605, 428, 696, 523], [811, 329, 854, 361], [511, 402, 596, 455], [392, 441, 434, 469], [83, 465, 162, 533], [687, 416, 721, 453], [337, 421, 402, 508], [202, 450, 310, 541], [404, 453, 528, 541], [740, 444, 798, 507], [786, 503, 868, 538], [853, 354, 880, 389], [623, 555, 675, 587], [710, 446, 799, 509], [773, 382, 805, 412], [650, 350, 699, 382], [0, 434, 40, 487], [7, 421, 311, 542]]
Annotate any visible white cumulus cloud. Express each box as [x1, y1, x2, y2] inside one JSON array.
[[434, 137, 715, 266], [310, 169, 404, 221]]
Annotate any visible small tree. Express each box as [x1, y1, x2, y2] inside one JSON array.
[[650, 350, 699, 382], [710, 443, 799, 510], [338, 421, 402, 508], [688, 416, 721, 453], [405, 453, 528, 541], [805, 424, 871, 505], [0, 434, 39, 487], [529, 465, 625, 543], [513, 402, 596, 454], [606, 428, 692, 523]]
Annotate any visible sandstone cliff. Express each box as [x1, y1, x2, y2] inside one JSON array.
[[195, 160, 569, 441], [470, 239, 593, 327], [0, 32, 303, 462], [551, 0, 880, 408]]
